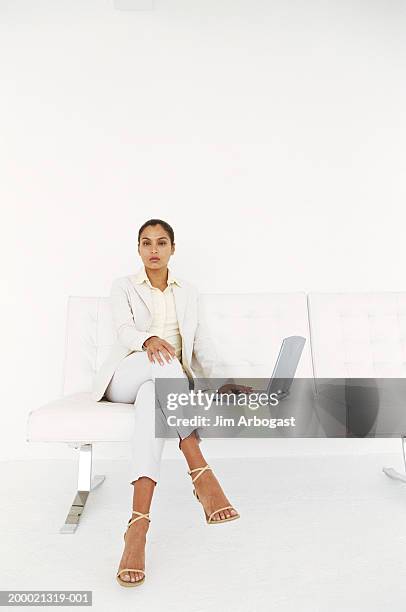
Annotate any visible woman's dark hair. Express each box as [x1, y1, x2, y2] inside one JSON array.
[[138, 219, 175, 246]]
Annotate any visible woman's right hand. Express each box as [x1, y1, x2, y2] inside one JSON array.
[[143, 336, 176, 365]]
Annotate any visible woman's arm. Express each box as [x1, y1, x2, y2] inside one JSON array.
[[110, 277, 153, 351]]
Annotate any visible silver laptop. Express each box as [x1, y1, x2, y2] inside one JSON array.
[[212, 335, 306, 404]]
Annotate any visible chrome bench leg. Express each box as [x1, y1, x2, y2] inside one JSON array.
[[382, 435, 406, 483], [60, 443, 106, 534]]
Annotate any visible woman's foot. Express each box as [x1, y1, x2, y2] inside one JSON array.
[[117, 518, 149, 584], [191, 467, 239, 521]]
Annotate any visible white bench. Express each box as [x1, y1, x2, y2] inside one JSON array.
[[27, 290, 406, 532]]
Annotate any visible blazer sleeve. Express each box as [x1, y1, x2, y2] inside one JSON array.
[[110, 277, 152, 352], [190, 290, 236, 393]]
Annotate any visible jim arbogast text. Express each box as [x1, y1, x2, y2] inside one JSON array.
[[167, 414, 296, 428]]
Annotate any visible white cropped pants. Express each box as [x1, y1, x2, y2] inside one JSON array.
[[103, 350, 202, 486]]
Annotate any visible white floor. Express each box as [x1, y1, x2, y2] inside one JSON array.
[[2, 452, 406, 612]]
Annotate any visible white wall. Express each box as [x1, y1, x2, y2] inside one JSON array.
[[1, 0, 405, 461]]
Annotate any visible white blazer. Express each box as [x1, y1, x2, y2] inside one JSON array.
[[91, 267, 232, 402]]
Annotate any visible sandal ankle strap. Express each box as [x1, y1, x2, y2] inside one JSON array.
[[187, 464, 212, 484], [126, 511, 151, 530]]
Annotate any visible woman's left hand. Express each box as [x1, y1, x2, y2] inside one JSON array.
[[217, 383, 254, 395]]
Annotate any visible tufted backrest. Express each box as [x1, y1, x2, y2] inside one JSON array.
[[308, 292, 406, 378], [61, 297, 115, 397], [61, 292, 313, 396], [197, 293, 313, 380]]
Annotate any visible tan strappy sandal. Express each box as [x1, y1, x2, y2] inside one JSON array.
[[187, 464, 240, 524], [116, 510, 151, 587]]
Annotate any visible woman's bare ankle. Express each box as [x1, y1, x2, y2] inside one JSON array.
[[126, 519, 149, 538]]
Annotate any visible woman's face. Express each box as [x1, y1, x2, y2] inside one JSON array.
[[138, 224, 175, 271]]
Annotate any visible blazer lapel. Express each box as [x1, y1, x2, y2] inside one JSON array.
[[172, 283, 187, 331], [129, 276, 154, 317]]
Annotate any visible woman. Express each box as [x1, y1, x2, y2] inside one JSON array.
[[92, 218, 252, 588]]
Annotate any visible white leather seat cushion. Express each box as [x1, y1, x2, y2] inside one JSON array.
[[26, 392, 135, 443]]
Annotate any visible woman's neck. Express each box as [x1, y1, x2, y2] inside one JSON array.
[[145, 266, 168, 289]]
